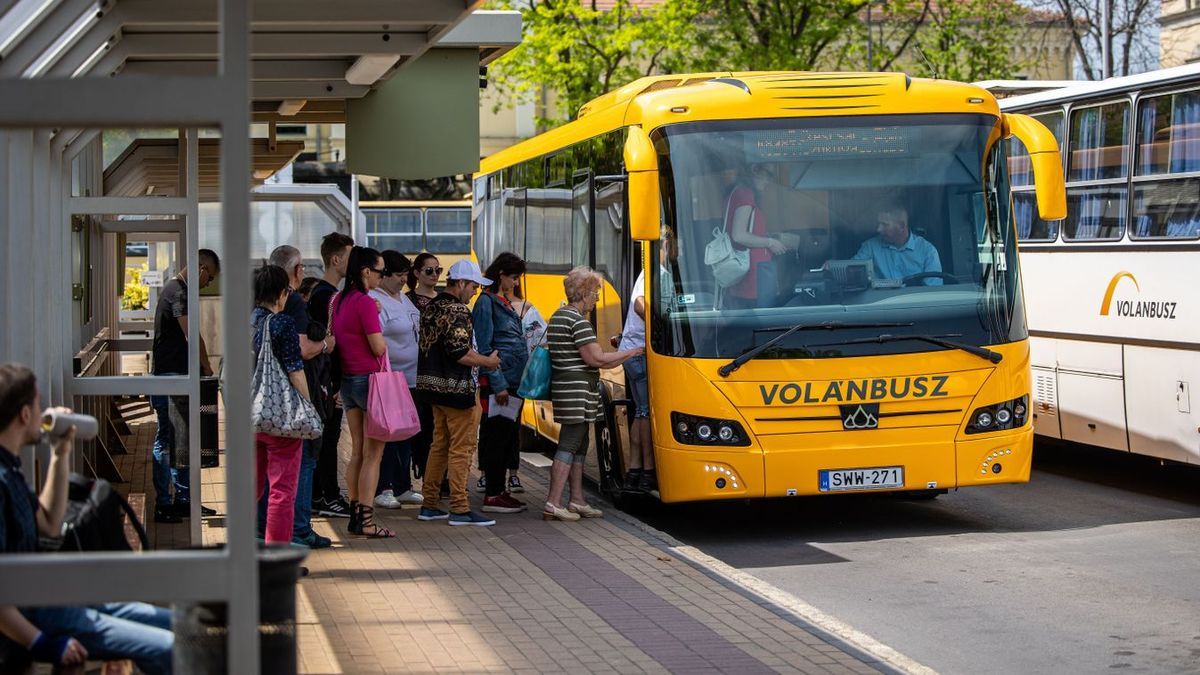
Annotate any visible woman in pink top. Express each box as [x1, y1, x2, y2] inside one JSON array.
[[726, 163, 793, 307], [330, 246, 394, 538]]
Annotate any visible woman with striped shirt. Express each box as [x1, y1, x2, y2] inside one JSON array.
[[543, 266, 643, 521]]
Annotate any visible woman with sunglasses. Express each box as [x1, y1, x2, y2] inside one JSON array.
[[471, 252, 531, 513], [329, 246, 394, 538], [406, 252, 442, 313], [405, 251, 441, 486], [369, 250, 425, 510]]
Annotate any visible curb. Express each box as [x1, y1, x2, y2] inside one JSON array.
[[522, 455, 937, 675]]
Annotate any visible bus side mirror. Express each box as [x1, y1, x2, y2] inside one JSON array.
[[1003, 113, 1067, 221], [624, 125, 661, 241]]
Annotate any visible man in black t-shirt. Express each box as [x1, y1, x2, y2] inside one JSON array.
[[149, 249, 219, 523], [308, 233, 355, 519]]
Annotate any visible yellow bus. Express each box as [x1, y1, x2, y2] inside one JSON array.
[[361, 199, 473, 280], [474, 72, 1066, 503]]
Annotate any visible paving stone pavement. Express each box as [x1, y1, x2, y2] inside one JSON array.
[[113, 397, 891, 674]]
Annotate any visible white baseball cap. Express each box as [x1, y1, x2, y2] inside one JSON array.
[[447, 259, 493, 286]]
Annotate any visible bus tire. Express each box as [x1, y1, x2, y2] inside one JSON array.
[[595, 391, 625, 501]]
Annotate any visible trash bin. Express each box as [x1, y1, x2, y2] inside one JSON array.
[[200, 376, 219, 468], [172, 547, 307, 674]]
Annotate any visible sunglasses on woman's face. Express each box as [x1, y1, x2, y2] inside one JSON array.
[[422, 266, 443, 276], [367, 266, 386, 276]]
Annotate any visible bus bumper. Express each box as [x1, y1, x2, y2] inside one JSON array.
[[954, 426, 1034, 486], [653, 446, 765, 503]]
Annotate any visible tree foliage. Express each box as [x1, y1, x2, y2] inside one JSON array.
[[906, 0, 1028, 82], [488, 0, 1033, 127], [1028, 0, 1159, 79]]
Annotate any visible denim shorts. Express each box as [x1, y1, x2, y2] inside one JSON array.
[[623, 355, 649, 418], [340, 374, 371, 411]]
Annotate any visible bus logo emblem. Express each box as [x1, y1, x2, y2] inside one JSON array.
[[840, 404, 879, 430]]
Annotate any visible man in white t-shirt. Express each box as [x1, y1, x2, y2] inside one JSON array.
[[617, 229, 677, 492]]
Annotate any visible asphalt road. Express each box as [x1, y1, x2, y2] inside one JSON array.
[[632, 442, 1200, 674]]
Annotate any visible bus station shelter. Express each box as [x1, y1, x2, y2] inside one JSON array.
[[0, 1, 519, 670]]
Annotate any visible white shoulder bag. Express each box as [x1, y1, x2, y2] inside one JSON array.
[[705, 192, 751, 288]]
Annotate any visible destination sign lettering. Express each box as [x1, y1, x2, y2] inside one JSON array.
[[749, 127, 910, 160]]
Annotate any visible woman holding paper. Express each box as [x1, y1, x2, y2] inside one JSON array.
[[471, 252, 531, 514]]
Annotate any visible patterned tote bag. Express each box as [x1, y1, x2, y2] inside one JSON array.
[[251, 314, 323, 439]]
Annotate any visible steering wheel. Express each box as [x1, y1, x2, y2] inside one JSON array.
[[901, 271, 959, 286]]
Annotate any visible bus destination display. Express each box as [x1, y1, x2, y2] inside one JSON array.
[[749, 126, 911, 160]]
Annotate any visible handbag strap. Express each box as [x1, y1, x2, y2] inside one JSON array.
[[722, 189, 755, 239]]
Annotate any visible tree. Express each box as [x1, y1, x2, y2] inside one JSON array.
[[905, 0, 1028, 81], [488, 0, 708, 126], [1027, 0, 1159, 79]]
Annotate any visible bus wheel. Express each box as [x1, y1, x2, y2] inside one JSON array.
[[594, 415, 624, 501]]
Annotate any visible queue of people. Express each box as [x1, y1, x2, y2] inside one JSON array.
[[244, 231, 649, 536]]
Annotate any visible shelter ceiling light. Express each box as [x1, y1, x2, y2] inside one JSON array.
[[345, 54, 400, 86], [277, 99, 307, 116]]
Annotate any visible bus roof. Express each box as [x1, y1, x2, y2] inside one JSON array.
[[479, 71, 1001, 176], [999, 62, 1200, 110]]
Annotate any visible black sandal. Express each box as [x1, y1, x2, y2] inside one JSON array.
[[354, 504, 395, 539]]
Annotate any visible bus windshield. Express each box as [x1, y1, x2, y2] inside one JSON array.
[[650, 113, 1026, 361]]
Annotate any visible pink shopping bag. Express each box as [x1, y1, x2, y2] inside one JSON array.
[[366, 353, 420, 442]]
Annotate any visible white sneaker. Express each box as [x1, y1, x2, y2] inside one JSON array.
[[396, 489, 424, 505], [373, 490, 401, 509]]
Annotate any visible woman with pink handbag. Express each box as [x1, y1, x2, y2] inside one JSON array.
[[329, 246, 394, 538], [370, 251, 424, 509]]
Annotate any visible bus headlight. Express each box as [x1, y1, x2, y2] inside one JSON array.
[[671, 412, 750, 447], [966, 395, 1029, 435]]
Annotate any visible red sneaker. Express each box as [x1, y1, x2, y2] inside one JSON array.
[[481, 493, 527, 513]]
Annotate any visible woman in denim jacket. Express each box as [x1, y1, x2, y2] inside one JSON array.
[[472, 252, 531, 512]]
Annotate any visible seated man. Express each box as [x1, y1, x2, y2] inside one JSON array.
[[852, 204, 943, 286], [0, 363, 173, 674]]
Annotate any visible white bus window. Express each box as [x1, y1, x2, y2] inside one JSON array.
[[1136, 90, 1200, 176], [1069, 102, 1129, 181], [365, 208, 421, 252], [1131, 178, 1200, 239], [1013, 192, 1059, 241], [1008, 111, 1063, 188], [426, 208, 472, 253], [1064, 186, 1127, 240]]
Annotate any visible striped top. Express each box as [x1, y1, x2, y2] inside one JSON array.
[[547, 305, 600, 424]]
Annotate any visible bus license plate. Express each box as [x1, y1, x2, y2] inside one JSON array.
[[819, 466, 904, 492]]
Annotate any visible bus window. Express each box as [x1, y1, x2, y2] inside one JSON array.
[[1064, 186, 1127, 240], [1012, 192, 1059, 241], [1136, 90, 1200, 176], [1068, 102, 1129, 181], [425, 208, 471, 253], [365, 208, 421, 252], [650, 114, 1025, 361], [1132, 177, 1200, 239]]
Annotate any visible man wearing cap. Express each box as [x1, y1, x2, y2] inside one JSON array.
[[414, 260, 502, 526]]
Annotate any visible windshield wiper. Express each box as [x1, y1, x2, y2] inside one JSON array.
[[841, 333, 1003, 364], [718, 321, 913, 377]]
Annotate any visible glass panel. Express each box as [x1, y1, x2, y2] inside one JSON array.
[[1131, 178, 1200, 239], [425, 208, 471, 253], [571, 174, 592, 267], [1068, 102, 1129, 181], [364, 208, 422, 254], [650, 114, 1025, 360], [1136, 90, 1200, 175], [1012, 191, 1059, 241], [1008, 111, 1063, 188], [525, 189, 573, 271], [1063, 186, 1127, 240]]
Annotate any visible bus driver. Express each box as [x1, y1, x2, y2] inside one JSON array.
[[852, 204, 943, 286]]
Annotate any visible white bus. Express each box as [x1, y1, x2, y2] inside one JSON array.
[[997, 63, 1200, 466]]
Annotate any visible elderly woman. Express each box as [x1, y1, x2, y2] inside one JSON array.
[[543, 266, 644, 521]]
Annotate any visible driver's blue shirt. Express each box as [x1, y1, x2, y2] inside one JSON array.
[[852, 232, 943, 285]]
